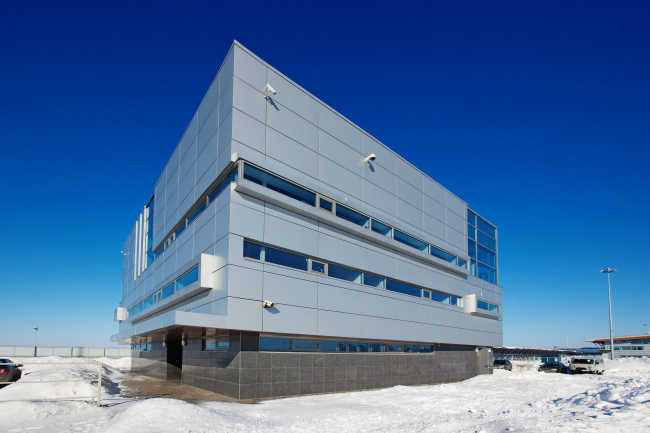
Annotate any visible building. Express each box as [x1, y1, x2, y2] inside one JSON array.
[[587, 334, 650, 358], [112, 41, 503, 400]]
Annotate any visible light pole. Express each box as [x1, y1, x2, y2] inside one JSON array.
[[599, 268, 616, 360], [33, 327, 38, 357], [644, 324, 649, 335]]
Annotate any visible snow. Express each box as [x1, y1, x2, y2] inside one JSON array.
[[1, 356, 649, 432]]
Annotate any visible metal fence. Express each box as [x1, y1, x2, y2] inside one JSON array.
[[0, 346, 130, 358]]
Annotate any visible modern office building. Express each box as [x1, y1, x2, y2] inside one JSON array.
[[112, 41, 503, 400], [587, 334, 650, 358]]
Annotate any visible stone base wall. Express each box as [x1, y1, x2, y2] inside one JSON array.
[[182, 340, 480, 400]]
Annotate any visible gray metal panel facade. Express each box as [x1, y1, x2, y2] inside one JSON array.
[[117, 41, 502, 349]]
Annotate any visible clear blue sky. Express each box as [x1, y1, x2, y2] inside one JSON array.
[[1, 1, 648, 348]]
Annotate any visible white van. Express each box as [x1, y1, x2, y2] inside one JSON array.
[[569, 358, 605, 374]]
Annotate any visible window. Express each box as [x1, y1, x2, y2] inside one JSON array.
[[187, 202, 207, 226], [470, 259, 477, 276], [388, 345, 403, 352], [369, 343, 387, 352], [176, 267, 199, 291], [208, 169, 238, 203], [363, 273, 385, 289], [478, 262, 497, 284], [203, 336, 229, 351], [260, 337, 292, 351], [488, 304, 499, 313], [477, 231, 496, 252], [477, 244, 496, 268], [468, 240, 477, 259], [468, 224, 476, 240], [423, 290, 431, 299], [418, 345, 433, 353], [458, 258, 468, 269], [319, 198, 334, 213], [293, 340, 320, 350], [404, 344, 418, 353], [311, 261, 326, 273], [386, 279, 421, 298], [371, 220, 392, 237], [244, 163, 316, 206], [162, 283, 174, 299], [347, 342, 368, 352], [322, 341, 346, 352], [328, 264, 361, 283], [335, 205, 369, 228], [144, 297, 153, 308], [430, 291, 451, 304], [394, 230, 429, 252], [243, 241, 263, 260], [467, 210, 477, 226], [477, 217, 496, 239], [430, 246, 457, 265], [245, 242, 310, 272], [477, 300, 489, 310]]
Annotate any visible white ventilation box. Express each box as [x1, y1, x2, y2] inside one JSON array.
[[114, 307, 128, 322]]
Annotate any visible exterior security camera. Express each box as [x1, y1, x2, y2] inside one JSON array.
[[262, 300, 276, 308], [262, 83, 276, 98], [364, 154, 376, 162]]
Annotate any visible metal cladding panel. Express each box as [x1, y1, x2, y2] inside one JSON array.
[[263, 271, 318, 309], [318, 105, 362, 153], [227, 297, 263, 331], [422, 304, 447, 326], [361, 292, 396, 320], [361, 315, 398, 340], [319, 156, 362, 200], [395, 157, 423, 192], [266, 127, 318, 176], [233, 45, 267, 90], [263, 304, 317, 335], [228, 264, 263, 300], [424, 213, 446, 242], [396, 199, 424, 231], [361, 247, 397, 279], [362, 179, 396, 216], [267, 69, 319, 126], [395, 259, 425, 287], [396, 299, 424, 322], [229, 202, 264, 241], [396, 178, 423, 211], [267, 100, 318, 151], [233, 77, 266, 123], [318, 310, 362, 338], [317, 283, 362, 315], [264, 214, 318, 257], [362, 160, 396, 195], [319, 131, 363, 176], [318, 232, 362, 269]]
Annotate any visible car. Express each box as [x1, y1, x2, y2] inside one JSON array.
[[569, 357, 604, 374], [0, 358, 23, 384], [493, 359, 512, 371], [538, 362, 568, 373]]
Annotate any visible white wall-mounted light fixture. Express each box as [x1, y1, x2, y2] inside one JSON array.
[[262, 300, 276, 308], [262, 83, 276, 99], [364, 153, 376, 162]]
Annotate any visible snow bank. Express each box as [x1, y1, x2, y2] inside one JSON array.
[[0, 357, 132, 428]]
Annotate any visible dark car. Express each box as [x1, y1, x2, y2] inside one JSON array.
[[0, 358, 23, 384], [538, 362, 568, 373], [493, 359, 512, 371]]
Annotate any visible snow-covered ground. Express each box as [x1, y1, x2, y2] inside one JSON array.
[[1, 356, 649, 432]]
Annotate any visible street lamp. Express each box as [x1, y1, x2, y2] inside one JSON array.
[[33, 327, 38, 357], [644, 324, 649, 335], [599, 268, 617, 360]]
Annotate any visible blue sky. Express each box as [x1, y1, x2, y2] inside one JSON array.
[[1, 1, 648, 348]]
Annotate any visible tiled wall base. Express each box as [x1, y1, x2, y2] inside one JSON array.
[[183, 344, 486, 400]]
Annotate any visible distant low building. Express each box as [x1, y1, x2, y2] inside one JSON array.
[[586, 334, 650, 358]]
